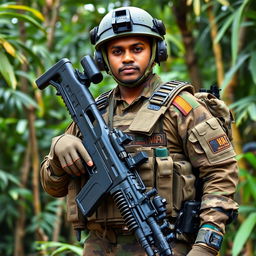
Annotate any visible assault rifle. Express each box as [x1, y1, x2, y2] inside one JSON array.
[[36, 56, 173, 256]]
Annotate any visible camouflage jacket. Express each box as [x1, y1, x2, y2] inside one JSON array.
[[40, 73, 239, 234]]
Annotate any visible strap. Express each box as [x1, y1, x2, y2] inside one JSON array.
[[129, 81, 194, 135], [148, 80, 194, 111], [95, 89, 113, 110], [195, 228, 223, 252]]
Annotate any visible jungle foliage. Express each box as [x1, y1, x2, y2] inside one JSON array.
[[0, 0, 256, 255]]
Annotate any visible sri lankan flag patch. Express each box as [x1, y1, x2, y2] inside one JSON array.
[[208, 134, 230, 153], [172, 95, 193, 116]]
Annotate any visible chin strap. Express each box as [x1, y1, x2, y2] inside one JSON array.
[[102, 40, 157, 87]]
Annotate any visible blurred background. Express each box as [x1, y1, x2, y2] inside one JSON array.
[[0, 0, 255, 255]]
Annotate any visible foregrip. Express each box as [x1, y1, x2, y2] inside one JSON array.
[[36, 56, 172, 256]]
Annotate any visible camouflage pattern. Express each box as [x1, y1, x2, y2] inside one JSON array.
[[40, 73, 239, 254], [83, 230, 192, 256]]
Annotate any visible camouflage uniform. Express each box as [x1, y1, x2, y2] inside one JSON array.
[[41, 73, 239, 255]]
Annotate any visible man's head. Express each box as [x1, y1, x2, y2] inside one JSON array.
[[90, 6, 168, 87]]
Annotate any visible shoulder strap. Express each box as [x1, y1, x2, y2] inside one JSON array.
[[95, 89, 113, 111], [148, 80, 194, 111], [129, 80, 194, 135]]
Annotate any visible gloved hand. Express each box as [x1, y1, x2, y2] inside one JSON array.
[[187, 244, 217, 256], [51, 134, 93, 176]]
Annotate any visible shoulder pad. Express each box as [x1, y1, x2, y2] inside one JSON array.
[[95, 90, 112, 110], [148, 80, 194, 111]]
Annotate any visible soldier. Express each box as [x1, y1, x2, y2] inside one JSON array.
[[40, 6, 239, 256]]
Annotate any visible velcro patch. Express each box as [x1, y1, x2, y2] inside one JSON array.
[[129, 133, 167, 147], [172, 95, 193, 116], [208, 135, 230, 153]]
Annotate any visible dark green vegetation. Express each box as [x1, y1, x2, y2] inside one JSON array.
[[0, 1, 255, 255]]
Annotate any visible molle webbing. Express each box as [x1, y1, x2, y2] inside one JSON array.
[[129, 81, 194, 135], [95, 90, 112, 111], [148, 81, 194, 111]]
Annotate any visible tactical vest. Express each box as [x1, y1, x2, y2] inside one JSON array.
[[86, 81, 198, 227]]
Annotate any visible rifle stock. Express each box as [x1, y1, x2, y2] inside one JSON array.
[[36, 55, 173, 256]]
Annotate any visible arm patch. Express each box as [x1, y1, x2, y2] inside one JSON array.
[[172, 95, 193, 116]]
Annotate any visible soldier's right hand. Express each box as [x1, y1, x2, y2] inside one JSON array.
[[53, 134, 93, 176]]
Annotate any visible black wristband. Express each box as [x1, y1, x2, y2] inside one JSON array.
[[195, 228, 223, 251]]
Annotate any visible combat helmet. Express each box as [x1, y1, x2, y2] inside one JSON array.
[[90, 6, 168, 86]]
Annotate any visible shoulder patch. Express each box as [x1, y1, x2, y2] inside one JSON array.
[[208, 134, 231, 153], [172, 95, 193, 116], [172, 92, 200, 116]]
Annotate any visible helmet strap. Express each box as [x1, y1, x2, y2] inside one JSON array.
[[102, 39, 157, 88]]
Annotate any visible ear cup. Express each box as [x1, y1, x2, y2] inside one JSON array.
[[90, 26, 98, 45], [94, 50, 107, 71], [156, 40, 168, 63], [153, 19, 166, 36]]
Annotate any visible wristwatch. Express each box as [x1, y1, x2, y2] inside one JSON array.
[[195, 228, 223, 251]]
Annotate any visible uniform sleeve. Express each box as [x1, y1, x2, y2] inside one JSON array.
[[163, 91, 239, 233], [40, 122, 80, 197]]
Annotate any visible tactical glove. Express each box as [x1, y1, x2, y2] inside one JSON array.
[[187, 244, 217, 256], [51, 134, 93, 176]]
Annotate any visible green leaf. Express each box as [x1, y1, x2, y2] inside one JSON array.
[[243, 152, 256, 169], [217, 0, 230, 6], [247, 175, 256, 201], [221, 53, 250, 95], [166, 34, 184, 53], [0, 4, 44, 21], [12, 90, 38, 108], [0, 51, 17, 88], [35, 241, 83, 256], [0, 12, 45, 33], [248, 103, 256, 121], [232, 212, 256, 256], [249, 51, 256, 84], [231, 0, 250, 65], [215, 13, 234, 44], [16, 119, 27, 134], [238, 205, 256, 214]]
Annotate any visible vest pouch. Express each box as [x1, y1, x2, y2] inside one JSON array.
[[155, 148, 173, 214], [67, 178, 86, 229], [135, 147, 155, 190], [172, 161, 196, 216]]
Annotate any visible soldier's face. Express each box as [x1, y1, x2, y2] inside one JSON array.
[[106, 36, 151, 84]]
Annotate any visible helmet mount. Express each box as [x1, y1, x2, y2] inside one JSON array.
[[112, 9, 132, 34]]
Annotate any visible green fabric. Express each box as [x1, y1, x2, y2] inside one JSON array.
[[179, 91, 200, 109], [201, 224, 220, 231]]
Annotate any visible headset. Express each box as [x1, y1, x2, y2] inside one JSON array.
[[90, 9, 168, 71]]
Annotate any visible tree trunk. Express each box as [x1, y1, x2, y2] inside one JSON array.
[[14, 144, 31, 256], [172, 0, 202, 91], [14, 2, 48, 254], [207, 5, 224, 86], [52, 198, 64, 241], [44, 0, 61, 51], [43, 0, 64, 242]]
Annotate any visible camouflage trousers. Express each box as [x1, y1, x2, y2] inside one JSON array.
[[83, 230, 192, 256]]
